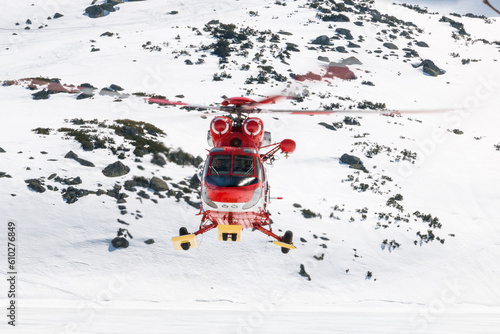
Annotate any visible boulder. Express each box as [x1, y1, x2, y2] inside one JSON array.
[[340, 153, 362, 165], [335, 28, 353, 40], [311, 35, 331, 45], [415, 41, 429, 48], [111, 237, 129, 248], [383, 42, 398, 50], [102, 161, 130, 177], [341, 56, 362, 65], [413, 59, 445, 76], [149, 176, 168, 192], [32, 89, 50, 100]]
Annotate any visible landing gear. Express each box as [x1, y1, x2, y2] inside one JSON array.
[[222, 232, 238, 241], [281, 230, 293, 254], [179, 227, 190, 251]]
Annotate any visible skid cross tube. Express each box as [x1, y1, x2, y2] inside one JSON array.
[[252, 224, 282, 242]]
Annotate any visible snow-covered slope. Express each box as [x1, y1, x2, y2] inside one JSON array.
[[1, 0, 500, 333]]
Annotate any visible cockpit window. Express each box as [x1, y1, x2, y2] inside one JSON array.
[[209, 155, 231, 175], [206, 154, 260, 187], [233, 155, 254, 175]]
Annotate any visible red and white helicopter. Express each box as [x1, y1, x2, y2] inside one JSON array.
[[147, 94, 443, 253], [147, 94, 339, 253]]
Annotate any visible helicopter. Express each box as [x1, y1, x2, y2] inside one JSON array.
[[147, 94, 447, 253], [147, 94, 338, 253]]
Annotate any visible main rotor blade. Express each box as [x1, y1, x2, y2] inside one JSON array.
[[244, 95, 293, 108], [146, 97, 222, 111], [255, 107, 455, 115]]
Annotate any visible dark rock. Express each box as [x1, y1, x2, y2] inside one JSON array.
[[415, 41, 429, 47], [100, 31, 114, 37], [321, 14, 350, 22], [32, 89, 50, 100], [0, 172, 12, 178], [102, 161, 130, 177], [151, 154, 166, 167], [64, 151, 95, 167], [109, 84, 124, 91], [145, 239, 155, 245], [85, 5, 106, 19], [347, 41, 361, 48], [137, 190, 150, 199], [53, 13, 64, 19], [76, 93, 94, 100], [25, 179, 46, 193], [299, 264, 311, 281], [111, 237, 129, 248], [117, 219, 129, 225], [335, 46, 348, 53], [336, 28, 353, 40], [149, 176, 168, 192], [439, 16, 468, 35], [383, 42, 398, 50], [0, 147, 5, 153], [99, 87, 119, 97], [311, 35, 331, 45], [340, 153, 362, 165], [341, 56, 362, 65], [413, 59, 445, 76], [62, 187, 90, 204], [64, 176, 82, 185], [317, 56, 330, 63]]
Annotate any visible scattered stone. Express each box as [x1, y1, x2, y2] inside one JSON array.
[[311, 35, 331, 45], [137, 190, 150, 199], [76, 93, 94, 100], [299, 264, 311, 281], [111, 237, 129, 248], [383, 42, 398, 50], [64, 151, 95, 167], [117, 219, 129, 225], [336, 28, 353, 40], [32, 89, 50, 100], [0, 172, 12, 178], [62, 187, 90, 204], [144, 239, 155, 245], [25, 179, 46, 193], [102, 161, 130, 177], [53, 13, 64, 19], [413, 59, 445, 76], [341, 56, 362, 65], [0, 147, 5, 153], [415, 41, 429, 47], [317, 56, 330, 63], [151, 154, 166, 167]]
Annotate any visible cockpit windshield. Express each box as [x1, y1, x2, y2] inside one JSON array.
[[206, 154, 259, 187]]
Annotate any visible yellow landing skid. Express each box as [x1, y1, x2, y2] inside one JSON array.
[[172, 234, 198, 250], [218, 225, 242, 241], [273, 241, 297, 250]]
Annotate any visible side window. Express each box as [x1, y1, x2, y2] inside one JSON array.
[[209, 155, 231, 175], [255, 157, 262, 180]]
